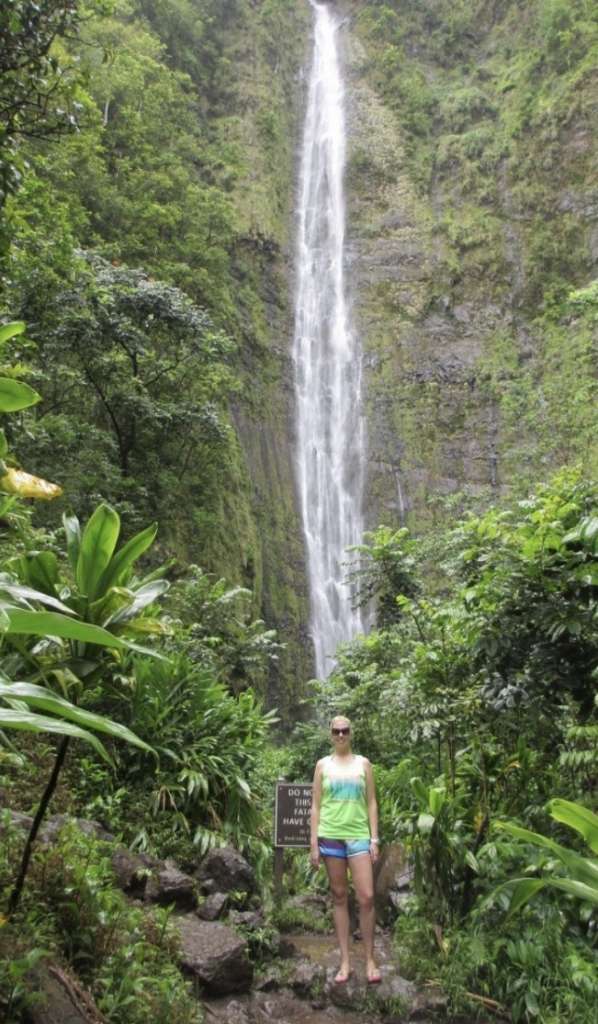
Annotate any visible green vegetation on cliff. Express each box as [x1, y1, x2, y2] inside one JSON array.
[[1, 0, 313, 706], [346, 0, 597, 524]]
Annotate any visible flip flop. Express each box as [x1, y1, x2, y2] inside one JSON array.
[[367, 969, 382, 984], [334, 969, 351, 984]]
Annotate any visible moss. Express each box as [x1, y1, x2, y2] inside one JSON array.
[[341, 0, 597, 535]]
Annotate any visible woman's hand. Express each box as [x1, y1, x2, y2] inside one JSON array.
[[370, 839, 380, 864], [310, 843, 320, 870]]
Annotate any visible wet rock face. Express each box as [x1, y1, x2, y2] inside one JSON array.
[[176, 917, 253, 995], [336, 3, 597, 530]]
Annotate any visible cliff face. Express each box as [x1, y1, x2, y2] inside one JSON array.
[[208, 0, 314, 704], [337, 0, 597, 531]]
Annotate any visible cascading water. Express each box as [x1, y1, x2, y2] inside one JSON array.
[[293, 0, 366, 678]]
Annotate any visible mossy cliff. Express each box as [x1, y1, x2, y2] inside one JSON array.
[[335, 0, 597, 530], [208, 0, 314, 705]]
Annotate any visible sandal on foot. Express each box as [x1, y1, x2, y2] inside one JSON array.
[[367, 969, 382, 984], [334, 969, 350, 984]]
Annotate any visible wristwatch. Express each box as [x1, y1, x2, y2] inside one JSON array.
[[370, 837, 379, 844]]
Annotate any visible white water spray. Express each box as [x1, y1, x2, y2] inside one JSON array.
[[293, 1, 366, 677]]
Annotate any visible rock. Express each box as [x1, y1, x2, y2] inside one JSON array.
[[410, 983, 450, 1018], [253, 966, 284, 991], [278, 937, 298, 958], [288, 957, 326, 996], [285, 891, 331, 930], [39, 815, 115, 845], [25, 963, 107, 1024], [286, 893, 328, 913], [197, 892, 228, 920], [111, 848, 157, 897], [196, 846, 256, 895], [176, 917, 253, 995], [228, 908, 264, 929], [388, 890, 412, 913], [201, 995, 253, 1024], [0, 808, 33, 835], [374, 842, 409, 922], [0, 810, 114, 846], [145, 859, 197, 910], [326, 967, 361, 1007]]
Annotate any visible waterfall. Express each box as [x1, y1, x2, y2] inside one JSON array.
[[293, 1, 366, 678]]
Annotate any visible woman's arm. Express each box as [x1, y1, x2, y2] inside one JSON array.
[[310, 760, 323, 868], [364, 758, 380, 863]]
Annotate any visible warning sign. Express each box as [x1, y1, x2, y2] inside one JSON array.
[[274, 782, 313, 847]]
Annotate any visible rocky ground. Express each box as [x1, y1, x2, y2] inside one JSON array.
[[3, 812, 495, 1023]]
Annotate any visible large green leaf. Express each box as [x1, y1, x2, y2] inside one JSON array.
[[411, 776, 429, 809], [0, 709, 111, 763], [11, 551, 60, 597], [0, 575, 74, 615], [503, 877, 547, 917], [548, 799, 598, 855], [429, 786, 446, 817], [107, 580, 169, 624], [63, 513, 81, 574], [0, 378, 41, 413], [0, 322, 25, 346], [3, 607, 165, 660], [76, 504, 120, 601], [98, 522, 158, 594], [3, 607, 130, 649], [495, 821, 598, 887], [548, 876, 598, 906], [0, 683, 153, 755]]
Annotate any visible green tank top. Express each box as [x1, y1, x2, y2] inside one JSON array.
[[318, 754, 370, 839]]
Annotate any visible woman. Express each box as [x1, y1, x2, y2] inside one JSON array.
[[310, 715, 381, 984]]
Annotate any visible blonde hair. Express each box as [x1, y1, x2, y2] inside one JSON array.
[[329, 715, 351, 730]]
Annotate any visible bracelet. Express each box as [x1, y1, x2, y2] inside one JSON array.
[[370, 838, 379, 844]]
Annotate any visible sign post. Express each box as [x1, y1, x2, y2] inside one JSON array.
[[273, 781, 313, 902]]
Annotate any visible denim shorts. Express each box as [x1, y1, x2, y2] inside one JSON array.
[[318, 837, 371, 859]]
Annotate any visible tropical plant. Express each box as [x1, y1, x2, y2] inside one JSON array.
[[1, 500, 168, 913], [0, 1, 83, 210], [0, 321, 61, 501], [494, 799, 598, 915]]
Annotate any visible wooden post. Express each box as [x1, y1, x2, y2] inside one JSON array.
[[274, 846, 284, 904]]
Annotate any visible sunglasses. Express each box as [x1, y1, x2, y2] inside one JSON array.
[[331, 727, 350, 736]]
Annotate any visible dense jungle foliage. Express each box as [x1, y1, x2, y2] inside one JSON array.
[[0, 1, 597, 1022]]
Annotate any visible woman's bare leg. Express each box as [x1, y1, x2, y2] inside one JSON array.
[[324, 856, 350, 979], [349, 853, 380, 980]]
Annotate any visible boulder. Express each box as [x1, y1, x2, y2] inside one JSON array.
[[374, 842, 410, 922], [39, 815, 114, 845], [176, 917, 253, 995], [326, 967, 361, 1008], [110, 848, 157, 897], [228, 908, 263, 929], [196, 847, 256, 895], [288, 957, 326, 997], [145, 859, 197, 909], [25, 963, 107, 1024], [197, 892, 228, 921], [0, 808, 33, 835]]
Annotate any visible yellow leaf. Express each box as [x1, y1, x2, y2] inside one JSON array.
[[0, 467, 63, 500], [0, 913, 7, 927]]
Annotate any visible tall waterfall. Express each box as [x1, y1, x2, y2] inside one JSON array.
[[293, 1, 366, 678]]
